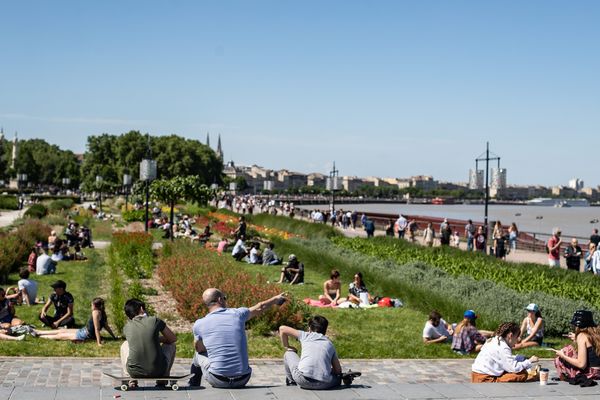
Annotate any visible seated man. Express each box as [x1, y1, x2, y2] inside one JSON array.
[[39, 280, 75, 328], [190, 288, 286, 388], [248, 243, 263, 264], [16, 269, 38, 306], [231, 235, 248, 262], [279, 315, 342, 389], [36, 248, 57, 275], [262, 243, 282, 265], [277, 255, 304, 285], [422, 310, 453, 344], [120, 299, 177, 386]]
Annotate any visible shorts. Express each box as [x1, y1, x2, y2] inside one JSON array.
[[75, 328, 89, 341], [0, 314, 13, 324], [548, 259, 560, 268]]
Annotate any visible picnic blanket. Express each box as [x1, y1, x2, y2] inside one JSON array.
[[303, 298, 338, 308]]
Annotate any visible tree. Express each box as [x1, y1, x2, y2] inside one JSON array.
[[11, 139, 80, 187]]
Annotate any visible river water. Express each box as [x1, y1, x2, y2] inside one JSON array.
[[302, 203, 600, 239]]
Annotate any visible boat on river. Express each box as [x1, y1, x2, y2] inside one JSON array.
[[527, 198, 589, 207]]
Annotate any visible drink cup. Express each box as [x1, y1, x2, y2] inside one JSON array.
[[359, 292, 369, 305], [539, 368, 549, 385]]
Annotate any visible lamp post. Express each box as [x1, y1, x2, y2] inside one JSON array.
[[95, 175, 103, 214], [62, 177, 71, 194], [17, 173, 27, 210], [475, 142, 501, 249], [123, 174, 132, 212], [327, 162, 339, 214], [140, 158, 157, 233]]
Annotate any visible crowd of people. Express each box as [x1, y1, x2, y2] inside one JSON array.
[[422, 305, 600, 384]]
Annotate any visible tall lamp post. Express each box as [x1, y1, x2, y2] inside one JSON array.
[[475, 142, 501, 247], [95, 175, 103, 214], [140, 157, 157, 233], [123, 174, 132, 211], [17, 173, 27, 210], [62, 177, 71, 194], [327, 162, 339, 214]]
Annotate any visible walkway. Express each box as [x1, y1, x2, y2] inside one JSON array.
[[2, 357, 599, 399], [0, 209, 23, 229]]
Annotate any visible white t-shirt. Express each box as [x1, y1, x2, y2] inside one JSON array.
[[18, 279, 38, 304], [472, 337, 532, 376], [422, 319, 451, 340]]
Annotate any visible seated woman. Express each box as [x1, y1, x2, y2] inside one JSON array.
[[514, 303, 544, 349], [318, 270, 346, 306], [347, 272, 373, 305], [0, 287, 24, 330], [422, 310, 453, 344], [33, 297, 116, 346], [451, 310, 493, 355], [553, 310, 600, 380], [471, 322, 539, 383]]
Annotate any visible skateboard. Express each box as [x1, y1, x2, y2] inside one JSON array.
[[342, 370, 362, 386], [103, 372, 193, 391]]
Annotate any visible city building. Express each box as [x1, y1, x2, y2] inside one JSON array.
[[468, 169, 484, 190], [490, 168, 507, 190], [568, 178, 584, 191]]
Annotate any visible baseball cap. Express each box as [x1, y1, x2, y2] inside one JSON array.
[[288, 254, 297, 261], [464, 310, 477, 320], [571, 310, 597, 329], [525, 303, 539, 312], [50, 280, 67, 289]]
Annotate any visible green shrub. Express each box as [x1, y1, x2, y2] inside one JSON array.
[[249, 213, 339, 239], [0, 219, 51, 281], [47, 198, 74, 213], [24, 204, 48, 219], [108, 232, 154, 279], [333, 236, 600, 309], [122, 210, 146, 222], [0, 196, 19, 210]]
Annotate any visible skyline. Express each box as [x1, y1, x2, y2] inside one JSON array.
[[1, 1, 599, 186]]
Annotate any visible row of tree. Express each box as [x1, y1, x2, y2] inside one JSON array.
[[0, 131, 223, 191]]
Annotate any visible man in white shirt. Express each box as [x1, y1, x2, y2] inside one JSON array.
[[17, 269, 38, 305], [422, 310, 453, 344]]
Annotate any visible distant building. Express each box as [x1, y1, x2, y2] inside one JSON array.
[[490, 168, 507, 190], [307, 173, 326, 188], [552, 186, 578, 198], [568, 178, 584, 191], [410, 175, 438, 191], [580, 187, 599, 202], [469, 169, 484, 190]]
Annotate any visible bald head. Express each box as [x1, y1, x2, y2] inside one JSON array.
[[203, 288, 224, 307]]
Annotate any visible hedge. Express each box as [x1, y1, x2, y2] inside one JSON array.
[[23, 204, 48, 219], [0, 196, 19, 210], [0, 219, 51, 281]]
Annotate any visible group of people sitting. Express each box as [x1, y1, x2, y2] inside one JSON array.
[[423, 305, 600, 383]]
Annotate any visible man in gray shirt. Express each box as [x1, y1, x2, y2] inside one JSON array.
[[190, 288, 286, 388], [279, 315, 342, 390]]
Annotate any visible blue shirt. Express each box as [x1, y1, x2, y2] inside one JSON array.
[[193, 307, 251, 376]]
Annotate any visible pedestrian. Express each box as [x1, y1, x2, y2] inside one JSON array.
[[465, 220, 476, 252], [422, 222, 435, 247], [397, 214, 408, 239], [508, 223, 519, 253], [547, 228, 562, 268], [564, 238, 583, 272]]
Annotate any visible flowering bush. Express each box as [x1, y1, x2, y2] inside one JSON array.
[[157, 241, 310, 334], [0, 219, 51, 281], [109, 232, 154, 278]]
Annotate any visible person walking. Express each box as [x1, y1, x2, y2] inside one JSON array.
[[564, 238, 583, 272], [465, 220, 476, 252], [547, 228, 562, 268]]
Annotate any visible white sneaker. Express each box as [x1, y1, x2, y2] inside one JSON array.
[[16, 335, 25, 341]]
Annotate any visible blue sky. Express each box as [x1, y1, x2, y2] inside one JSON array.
[[1, 1, 599, 186]]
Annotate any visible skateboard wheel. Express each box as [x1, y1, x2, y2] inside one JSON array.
[[120, 384, 128, 391], [171, 384, 179, 391]]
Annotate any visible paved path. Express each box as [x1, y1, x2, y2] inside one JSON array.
[[0, 357, 599, 399], [0, 209, 23, 228]]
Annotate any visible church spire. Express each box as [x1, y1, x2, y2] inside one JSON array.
[[206, 132, 210, 147], [216, 134, 223, 160]]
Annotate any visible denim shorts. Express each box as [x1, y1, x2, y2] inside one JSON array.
[[0, 314, 13, 324], [75, 328, 89, 341]]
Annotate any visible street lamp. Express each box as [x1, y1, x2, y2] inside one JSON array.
[[327, 162, 339, 214], [96, 175, 103, 214], [62, 177, 71, 194], [475, 142, 501, 250], [17, 173, 27, 210], [140, 158, 157, 232], [123, 174, 132, 212]]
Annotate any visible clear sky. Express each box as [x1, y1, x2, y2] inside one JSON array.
[[1, 1, 599, 187]]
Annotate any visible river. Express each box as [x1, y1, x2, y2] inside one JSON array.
[[301, 203, 600, 239]]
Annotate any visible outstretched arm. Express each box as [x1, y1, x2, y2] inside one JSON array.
[[249, 293, 286, 319]]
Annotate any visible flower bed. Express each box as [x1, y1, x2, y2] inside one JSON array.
[[157, 241, 310, 334], [333, 236, 600, 309], [0, 219, 51, 281]]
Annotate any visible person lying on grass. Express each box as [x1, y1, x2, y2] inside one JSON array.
[[471, 322, 539, 383], [514, 303, 544, 349], [33, 297, 116, 346], [318, 270, 346, 306], [279, 315, 343, 389], [423, 310, 454, 344]]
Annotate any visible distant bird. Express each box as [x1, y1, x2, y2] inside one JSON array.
[[515, 213, 521, 217], [590, 219, 599, 224], [535, 216, 543, 220]]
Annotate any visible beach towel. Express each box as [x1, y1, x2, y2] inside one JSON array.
[[303, 298, 338, 308]]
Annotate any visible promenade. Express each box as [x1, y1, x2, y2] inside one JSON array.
[[3, 357, 600, 399]]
